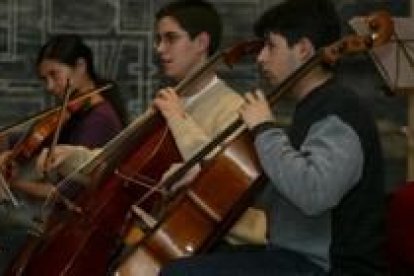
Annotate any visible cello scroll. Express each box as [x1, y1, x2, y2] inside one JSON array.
[[323, 10, 394, 65]]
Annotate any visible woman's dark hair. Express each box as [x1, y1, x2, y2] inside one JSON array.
[[254, 0, 341, 51], [156, 0, 222, 56], [36, 34, 97, 80], [37, 34, 128, 125]]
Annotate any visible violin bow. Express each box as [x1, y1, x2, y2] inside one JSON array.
[[43, 79, 75, 178]]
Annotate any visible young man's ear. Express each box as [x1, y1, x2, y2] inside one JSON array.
[[195, 31, 210, 54], [75, 58, 87, 74], [295, 37, 315, 61]]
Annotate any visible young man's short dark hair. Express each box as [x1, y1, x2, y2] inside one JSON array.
[[156, 0, 222, 56], [254, 0, 341, 50]]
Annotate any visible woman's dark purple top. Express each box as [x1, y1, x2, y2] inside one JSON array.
[[58, 100, 123, 148]]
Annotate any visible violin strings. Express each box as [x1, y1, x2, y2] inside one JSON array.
[[44, 80, 75, 177]]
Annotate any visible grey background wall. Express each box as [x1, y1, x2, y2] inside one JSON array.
[[0, 0, 411, 192]]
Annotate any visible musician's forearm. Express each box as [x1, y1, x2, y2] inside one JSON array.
[[12, 180, 54, 199]]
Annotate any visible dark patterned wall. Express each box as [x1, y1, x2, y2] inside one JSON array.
[[0, 0, 410, 191]]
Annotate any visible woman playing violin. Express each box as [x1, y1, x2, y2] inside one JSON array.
[[36, 34, 127, 147], [0, 34, 127, 273], [11, 34, 127, 197]]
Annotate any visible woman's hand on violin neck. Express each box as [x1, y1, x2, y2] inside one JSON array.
[[239, 89, 275, 130], [153, 87, 186, 119]]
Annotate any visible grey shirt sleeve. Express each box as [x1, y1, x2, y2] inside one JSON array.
[[254, 115, 363, 216]]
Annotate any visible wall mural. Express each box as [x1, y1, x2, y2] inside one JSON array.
[[0, 0, 410, 191]]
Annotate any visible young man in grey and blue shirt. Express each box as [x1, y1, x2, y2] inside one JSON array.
[[161, 0, 385, 275]]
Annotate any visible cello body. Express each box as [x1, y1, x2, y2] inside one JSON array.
[[116, 129, 265, 275], [6, 114, 182, 276]]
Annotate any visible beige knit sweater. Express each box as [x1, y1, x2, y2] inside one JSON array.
[[165, 78, 243, 160]]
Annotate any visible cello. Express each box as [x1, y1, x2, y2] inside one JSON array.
[[114, 10, 395, 275], [5, 40, 264, 276]]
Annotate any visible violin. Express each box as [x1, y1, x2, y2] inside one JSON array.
[[0, 84, 112, 179]]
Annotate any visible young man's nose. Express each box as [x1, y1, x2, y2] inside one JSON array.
[[256, 47, 268, 64]]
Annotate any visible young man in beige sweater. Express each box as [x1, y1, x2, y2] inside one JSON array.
[[37, 0, 266, 248]]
